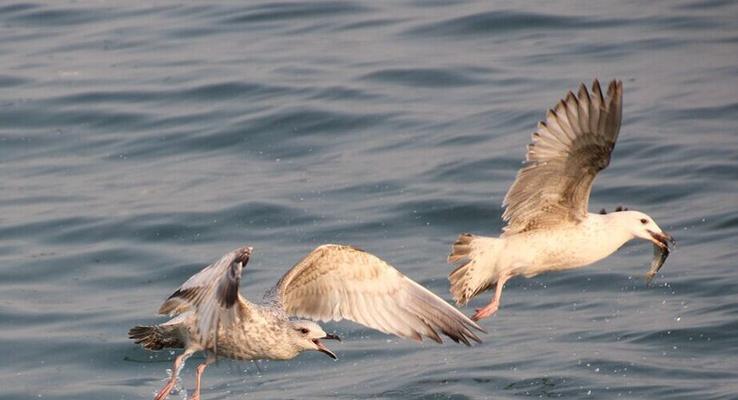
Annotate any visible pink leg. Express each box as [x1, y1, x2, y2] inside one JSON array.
[[153, 350, 193, 400], [190, 354, 215, 400], [472, 272, 513, 321]]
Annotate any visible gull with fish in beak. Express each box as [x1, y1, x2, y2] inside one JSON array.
[[447, 79, 675, 321], [130, 244, 482, 400]]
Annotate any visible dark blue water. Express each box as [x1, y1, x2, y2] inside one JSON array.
[[1, 1, 737, 399]]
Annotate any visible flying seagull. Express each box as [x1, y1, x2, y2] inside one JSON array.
[[447, 80, 674, 321], [130, 245, 483, 400]]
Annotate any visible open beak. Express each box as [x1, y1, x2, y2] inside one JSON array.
[[648, 230, 675, 249], [312, 335, 340, 360]]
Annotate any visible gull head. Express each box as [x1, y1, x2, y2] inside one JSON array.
[[290, 320, 341, 360], [619, 210, 675, 249]]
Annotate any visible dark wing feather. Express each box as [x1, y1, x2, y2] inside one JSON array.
[[158, 246, 252, 349]]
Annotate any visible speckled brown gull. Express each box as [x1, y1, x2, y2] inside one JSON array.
[[130, 244, 483, 400], [447, 80, 674, 321]]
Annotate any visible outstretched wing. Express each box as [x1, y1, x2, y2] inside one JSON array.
[[502, 80, 623, 235], [274, 244, 483, 345], [158, 246, 252, 349]]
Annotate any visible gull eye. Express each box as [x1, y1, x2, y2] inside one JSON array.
[[300, 328, 309, 334], [640, 218, 648, 224]]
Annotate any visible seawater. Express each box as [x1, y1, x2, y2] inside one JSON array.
[[1, 1, 736, 399]]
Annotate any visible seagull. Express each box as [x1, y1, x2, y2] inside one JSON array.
[[447, 80, 675, 321], [130, 244, 483, 400]]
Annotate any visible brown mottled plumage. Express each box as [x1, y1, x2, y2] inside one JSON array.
[[130, 245, 483, 400]]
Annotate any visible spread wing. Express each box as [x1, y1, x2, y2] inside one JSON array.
[[158, 246, 253, 349], [274, 244, 484, 345], [502, 79, 623, 235]]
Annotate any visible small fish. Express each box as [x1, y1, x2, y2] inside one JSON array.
[[645, 243, 670, 284]]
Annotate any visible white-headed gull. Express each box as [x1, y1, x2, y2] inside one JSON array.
[[447, 80, 674, 321]]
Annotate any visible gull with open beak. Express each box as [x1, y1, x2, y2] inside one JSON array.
[[130, 245, 482, 400], [447, 80, 675, 321]]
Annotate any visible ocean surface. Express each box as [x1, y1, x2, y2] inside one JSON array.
[[1, 1, 737, 399]]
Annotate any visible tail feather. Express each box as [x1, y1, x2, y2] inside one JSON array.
[[448, 233, 501, 306], [128, 325, 183, 351], [448, 233, 474, 263]]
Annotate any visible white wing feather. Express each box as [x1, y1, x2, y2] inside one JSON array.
[[502, 80, 623, 234], [275, 245, 483, 345]]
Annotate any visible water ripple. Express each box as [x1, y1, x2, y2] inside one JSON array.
[[0, 1, 736, 399], [361, 68, 487, 88], [404, 11, 623, 37]]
